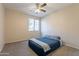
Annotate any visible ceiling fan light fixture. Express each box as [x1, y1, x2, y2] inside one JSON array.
[[35, 9, 41, 13], [35, 3, 47, 13]]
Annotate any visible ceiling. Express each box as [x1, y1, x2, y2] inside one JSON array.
[[3, 3, 72, 18]]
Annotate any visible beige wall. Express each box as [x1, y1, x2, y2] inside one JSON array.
[[0, 4, 5, 52], [41, 4, 79, 49], [5, 8, 40, 43]]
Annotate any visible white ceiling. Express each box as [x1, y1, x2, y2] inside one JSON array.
[[3, 3, 72, 18]]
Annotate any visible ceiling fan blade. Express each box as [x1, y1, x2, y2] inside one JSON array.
[[41, 3, 47, 7], [40, 9, 46, 12], [36, 3, 40, 9]]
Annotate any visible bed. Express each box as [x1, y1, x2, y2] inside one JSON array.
[[28, 35, 62, 56]]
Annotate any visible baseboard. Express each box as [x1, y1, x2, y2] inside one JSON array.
[[6, 39, 28, 44], [0, 43, 5, 52], [0, 48, 2, 52], [63, 42, 79, 49]]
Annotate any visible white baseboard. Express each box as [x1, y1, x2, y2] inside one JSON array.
[[5, 39, 28, 44], [0, 48, 2, 52], [63, 42, 79, 49], [0, 43, 5, 52]]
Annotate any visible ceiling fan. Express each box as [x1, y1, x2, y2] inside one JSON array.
[[35, 3, 47, 13]]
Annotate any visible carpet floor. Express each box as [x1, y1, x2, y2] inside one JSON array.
[[1, 40, 79, 56]]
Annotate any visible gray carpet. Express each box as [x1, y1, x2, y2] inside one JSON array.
[[1, 40, 79, 56]]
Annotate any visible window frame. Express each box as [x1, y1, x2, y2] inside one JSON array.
[[28, 18, 40, 32]]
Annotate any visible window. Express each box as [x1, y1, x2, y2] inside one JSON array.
[[28, 18, 40, 31], [28, 18, 34, 31], [35, 20, 39, 31]]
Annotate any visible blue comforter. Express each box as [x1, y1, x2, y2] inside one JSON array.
[[37, 37, 60, 50], [29, 36, 61, 56]]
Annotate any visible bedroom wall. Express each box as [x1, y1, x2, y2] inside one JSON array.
[[0, 4, 5, 52], [5, 8, 40, 43], [41, 4, 79, 49]]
